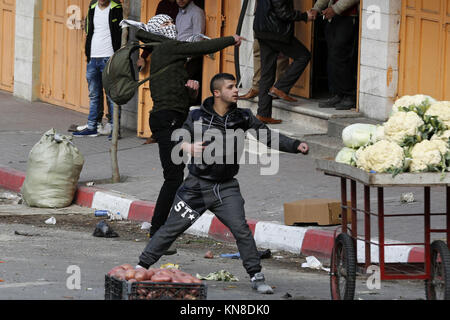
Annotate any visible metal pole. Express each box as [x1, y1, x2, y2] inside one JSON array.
[[351, 180, 357, 250], [341, 178, 347, 234], [110, 0, 130, 183], [424, 186, 431, 277], [378, 187, 385, 279], [447, 186, 450, 248], [364, 185, 371, 269]]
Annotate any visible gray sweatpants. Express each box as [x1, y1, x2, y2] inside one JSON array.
[[139, 174, 262, 277]]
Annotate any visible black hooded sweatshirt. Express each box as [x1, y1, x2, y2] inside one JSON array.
[[179, 97, 302, 182]]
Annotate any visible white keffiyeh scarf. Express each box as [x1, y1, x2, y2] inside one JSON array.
[[120, 14, 210, 42]]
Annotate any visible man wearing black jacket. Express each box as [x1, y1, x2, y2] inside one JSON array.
[[136, 73, 309, 294], [253, 0, 315, 124], [134, 16, 244, 254]]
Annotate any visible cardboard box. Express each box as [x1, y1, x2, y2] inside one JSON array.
[[284, 199, 352, 226]]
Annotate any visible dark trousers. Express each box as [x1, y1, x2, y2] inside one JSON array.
[[148, 110, 187, 236], [139, 174, 262, 277], [257, 37, 311, 118], [325, 15, 359, 98]]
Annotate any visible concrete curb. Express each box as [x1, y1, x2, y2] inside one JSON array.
[[0, 166, 425, 264]]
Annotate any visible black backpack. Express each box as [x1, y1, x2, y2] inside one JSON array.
[[102, 41, 166, 105]]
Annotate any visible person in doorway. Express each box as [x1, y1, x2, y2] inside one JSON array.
[[156, 0, 179, 22], [253, 0, 315, 124], [175, 0, 205, 42], [239, 39, 290, 101], [135, 73, 309, 294], [176, 0, 206, 105], [311, 0, 360, 110], [74, 0, 123, 138], [239, 1, 290, 101], [135, 15, 244, 254]]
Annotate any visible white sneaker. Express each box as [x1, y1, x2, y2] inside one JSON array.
[[76, 124, 88, 131], [98, 122, 112, 136]]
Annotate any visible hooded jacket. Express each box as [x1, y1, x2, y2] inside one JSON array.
[[253, 0, 308, 44], [85, 0, 123, 62], [180, 97, 302, 182]]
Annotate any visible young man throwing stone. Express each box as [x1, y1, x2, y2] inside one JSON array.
[[136, 73, 309, 294]]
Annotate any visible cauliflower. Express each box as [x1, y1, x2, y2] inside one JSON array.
[[374, 125, 385, 142], [383, 111, 424, 144], [431, 130, 450, 142], [431, 139, 449, 155], [424, 101, 450, 128], [355, 140, 405, 173], [410, 140, 443, 172], [342, 123, 377, 148], [335, 147, 356, 166], [392, 94, 436, 114]]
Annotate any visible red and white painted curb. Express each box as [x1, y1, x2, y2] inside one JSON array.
[[0, 166, 425, 264]]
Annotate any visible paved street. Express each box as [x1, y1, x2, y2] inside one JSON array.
[[0, 193, 427, 301], [0, 221, 426, 301]]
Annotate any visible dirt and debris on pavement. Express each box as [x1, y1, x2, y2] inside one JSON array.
[[0, 187, 311, 273], [0, 212, 310, 271]]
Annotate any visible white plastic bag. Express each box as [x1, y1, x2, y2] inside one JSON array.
[[301, 256, 330, 272], [21, 129, 84, 208]]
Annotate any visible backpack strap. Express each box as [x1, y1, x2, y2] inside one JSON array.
[[137, 64, 171, 86], [133, 41, 171, 86]]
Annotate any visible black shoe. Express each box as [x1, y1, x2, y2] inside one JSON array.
[[319, 95, 342, 108], [335, 96, 356, 110]]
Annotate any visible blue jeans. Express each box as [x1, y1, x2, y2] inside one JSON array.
[[86, 57, 118, 130]]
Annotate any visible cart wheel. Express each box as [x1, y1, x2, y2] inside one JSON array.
[[425, 240, 450, 300], [330, 233, 356, 300]]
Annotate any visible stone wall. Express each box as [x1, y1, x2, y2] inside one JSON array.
[[13, 0, 42, 101], [358, 0, 401, 121], [237, 0, 256, 90]]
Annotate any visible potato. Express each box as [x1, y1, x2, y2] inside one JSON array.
[[125, 269, 136, 280], [120, 263, 134, 270], [135, 270, 147, 282], [114, 270, 127, 281], [107, 266, 124, 276], [150, 274, 172, 282], [145, 269, 155, 280]]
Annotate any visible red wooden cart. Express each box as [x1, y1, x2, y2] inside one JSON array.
[[316, 159, 450, 300]]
